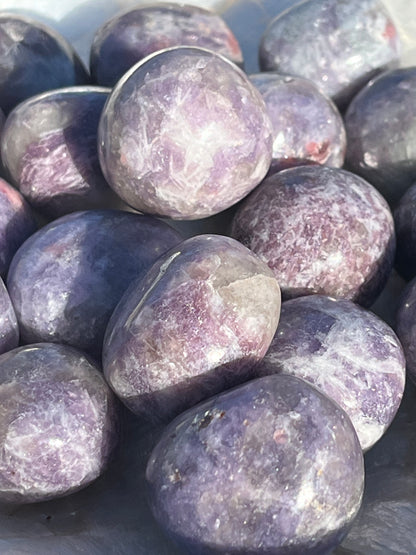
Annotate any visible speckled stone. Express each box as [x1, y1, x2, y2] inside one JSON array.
[[345, 67, 416, 207], [249, 73, 346, 173], [259, 0, 401, 108], [7, 210, 183, 359], [90, 3, 243, 87], [1, 86, 118, 219], [230, 165, 395, 306], [103, 234, 281, 423], [0, 343, 119, 504], [146, 374, 364, 554], [395, 278, 416, 385], [257, 295, 406, 451], [98, 46, 273, 220], [393, 183, 416, 280], [0, 177, 37, 277], [0, 277, 18, 355]]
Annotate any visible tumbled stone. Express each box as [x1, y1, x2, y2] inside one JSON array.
[[7, 210, 183, 359], [230, 165, 395, 306], [257, 295, 406, 451], [0, 343, 119, 503], [103, 234, 281, 423], [395, 278, 416, 385], [146, 374, 364, 554], [98, 46, 273, 219], [0, 277, 18, 355], [393, 183, 416, 280]]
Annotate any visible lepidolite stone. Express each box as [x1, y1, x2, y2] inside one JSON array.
[[0, 277, 18, 355], [259, 0, 401, 108], [393, 183, 416, 280], [395, 278, 416, 385], [146, 374, 364, 554], [0, 343, 119, 504], [230, 165, 395, 306], [257, 295, 406, 451], [90, 3, 243, 87], [103, 234, 281, 423], [1, 86, 117, 219], [7, 210, 182, 359], [249, 73, 346, 173], [345, 67, 416, 207], [98, 46, 273, 220]]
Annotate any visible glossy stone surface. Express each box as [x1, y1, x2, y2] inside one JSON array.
[[0, 343, 119, 504], [249, 73, 346, 173], [0, 277, 18, 355], [230, 165, 395, 306], [103, 234, 281, 423], [7, 210, 182, 359], [395, 277, 416, 385], [146, 374, 364, 554], [0, 177, 37, 277], [257, 295, 406, 451], [90, 3, 243, 87], [393, 183, 416, 280], [98, 46, 272, 220], [0, 13, 89, 114], [1, 87, 118, 219], [259, 0, 401, 108], [345, 67, 416, 207]]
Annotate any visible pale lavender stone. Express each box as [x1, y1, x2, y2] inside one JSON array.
[[98, 46, 273, 220], [259, 0, 401, 108], [249, 73, 346, 173], [230, 165, 395, 307], [1, 86, 118, 219], [103, 234, 281, 423], [90, 3, 243, 87], [7, 210, 183, 359], [345, 67, 416, 207], [257, 295, 406, 451], [146, 374, 364, 554], [0, 343, 119, 504], [0, 177, 37, 277], [0, 277, 18, 355], [393, 182, 416, 280]]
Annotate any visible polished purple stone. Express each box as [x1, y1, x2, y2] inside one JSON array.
[[1, 86, 117, 219], [98, 46, 272, 220], [230, 165, 395, 306], [7, 210, 182, 359], [259, 0, 401, 108], [90, 3, 243, 87], [249, 73, 346, 173], [257, 295, 406, 451], [0, 343, 119, 504], [103, 234, 281, 423], [146, 374, 364, 554], [0, 277, 18, 355], [395, 278, 416, 385], [345, 67, 416, 207], [0, 13, 89, 114], [393, 183, 416, 280]]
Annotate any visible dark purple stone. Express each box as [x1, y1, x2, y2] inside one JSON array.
[[98, 46, 272, 220], [6, 210, 183, 359], [345, 67, 416, 207], [146, 374, 364, 554], [0, 342, 119, 504], [103, 234, 281, 423], [395, 278, 416, 385], [257, 295, 406, 451], [90, 3, 243, 87], [0, 277, 18, 355], [259, 0, 401, 108], [0, 177, 36, 277], [0, 13, 89, 114], [393, 183, 416, 280], [249, 72, 346, 173], [1, 86, 118, 219], [230, 165, 395, 307]]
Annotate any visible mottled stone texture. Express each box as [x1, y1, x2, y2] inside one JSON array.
[[230, 165, 395, 306], [345, 67, 416, 207], [249, 73, 346, 173], [0, 343, 119, 504], [259, 0, 401, 108], [1, 87, 117, 219], [90, 3, 243, 87], [7, 210, 182, 359], [0, 277, 18, 355], [98, 46, 272, 219], [0, 177, 37, 277], [103, 234, 281, 423], [396, 278, 416, 385], [394, 183, 416, 280], [257, 295, 405, 451], [0, 14, 89, 114], [146, 374, 364, 554]]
